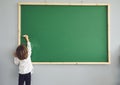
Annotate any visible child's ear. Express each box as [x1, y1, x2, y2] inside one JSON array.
[[13, 52, 17, 57]]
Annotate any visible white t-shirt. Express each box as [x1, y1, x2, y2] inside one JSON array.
[[14, 42, 33, 74]]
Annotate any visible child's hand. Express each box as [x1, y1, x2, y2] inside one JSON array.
[[23, 34, 28, 39], [23, 34, 29, 42]]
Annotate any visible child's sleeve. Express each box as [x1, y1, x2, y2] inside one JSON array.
[[27, 42, 32, 57], [14, 57, 19, 65]]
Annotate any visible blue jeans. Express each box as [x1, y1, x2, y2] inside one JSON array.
[[19, 72, 31, 85]]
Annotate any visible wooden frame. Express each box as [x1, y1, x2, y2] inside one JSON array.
[[18, 2, 110, 64]]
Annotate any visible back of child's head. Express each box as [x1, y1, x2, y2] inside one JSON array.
[[15, 44, 28, 60]]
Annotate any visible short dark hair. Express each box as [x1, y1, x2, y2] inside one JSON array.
[[15, 44, 28, 60]]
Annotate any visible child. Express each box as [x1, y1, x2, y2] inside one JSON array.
[[14, 35, 33, 85]]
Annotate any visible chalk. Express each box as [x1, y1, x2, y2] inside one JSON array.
[[22, 35, 26, 37]]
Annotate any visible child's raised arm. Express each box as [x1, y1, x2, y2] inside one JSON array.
[[23, 34, 32, 56]]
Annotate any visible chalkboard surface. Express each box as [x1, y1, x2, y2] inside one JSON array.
[[18, 3, 110, 64]]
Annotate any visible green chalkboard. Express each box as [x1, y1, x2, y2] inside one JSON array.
[[19, 3, 110, 64]]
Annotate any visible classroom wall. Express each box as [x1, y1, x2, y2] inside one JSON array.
[[0, 0, 120, 85]]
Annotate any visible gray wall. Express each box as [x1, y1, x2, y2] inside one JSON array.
[[0, 0, 120, 85]]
